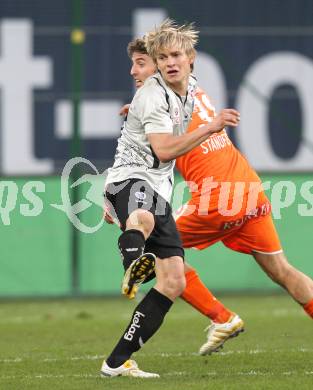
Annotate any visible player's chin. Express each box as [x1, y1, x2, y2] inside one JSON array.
[[165, 73, 181, 83], [135, 81, 143, 88]]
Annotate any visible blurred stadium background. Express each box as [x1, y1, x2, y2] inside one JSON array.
[[0, 0, 312, 299]]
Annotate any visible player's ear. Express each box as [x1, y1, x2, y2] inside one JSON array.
[[188, 52, 195, 67]]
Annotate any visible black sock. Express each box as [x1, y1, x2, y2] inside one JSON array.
[[106, 288, 173, 368], [118, 229, 145, 270]]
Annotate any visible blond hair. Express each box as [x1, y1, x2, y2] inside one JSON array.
[[145, 19, 198, 61]]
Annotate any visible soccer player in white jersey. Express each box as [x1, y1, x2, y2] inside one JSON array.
[[101, 20, 240, 378], [105, 36, 245, 354]]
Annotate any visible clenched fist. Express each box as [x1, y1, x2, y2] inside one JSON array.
[[209, 109, 240, 134]]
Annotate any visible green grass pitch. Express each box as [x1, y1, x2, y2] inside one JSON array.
[[0, 295, 312, 389]]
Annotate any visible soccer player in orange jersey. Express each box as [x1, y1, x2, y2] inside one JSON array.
[[173, 87, 313, 338]]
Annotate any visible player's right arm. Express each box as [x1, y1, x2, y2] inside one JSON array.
[[148, 108, 240, 163]]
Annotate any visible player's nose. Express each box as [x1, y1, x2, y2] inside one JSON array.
[[130, 65, 137, 76], [166, 57, 176, 67]]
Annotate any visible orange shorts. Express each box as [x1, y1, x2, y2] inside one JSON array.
[[175, 191, 282, 255]]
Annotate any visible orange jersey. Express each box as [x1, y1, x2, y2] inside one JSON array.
[[176, 88, 261, 206], [175, 88, 282, 255]]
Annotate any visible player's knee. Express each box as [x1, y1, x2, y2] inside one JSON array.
[[279, 263, 295, 284], [269, 260, 293, 286], [126, 209, 155, 237], [163, 274, 186, 298], [155, 256, 185, 299], [172, 276, 186, 296]]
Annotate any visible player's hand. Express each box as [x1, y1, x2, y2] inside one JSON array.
[[209, 109, 240, 134], [119, 104, 130, 116], [103, 203, 114, 224], [103, 210, 114, 224]]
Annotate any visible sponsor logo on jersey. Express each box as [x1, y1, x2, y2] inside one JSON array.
[[222, 202, 271, 230], [172, 105, 181, 125], [135, 191, 147, 204]]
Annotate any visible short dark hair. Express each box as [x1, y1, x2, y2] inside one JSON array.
[[127, 38, 148, 58], [127, 36, 194, 72]]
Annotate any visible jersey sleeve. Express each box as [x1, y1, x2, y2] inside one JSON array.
[[134, 84, 173, 134]]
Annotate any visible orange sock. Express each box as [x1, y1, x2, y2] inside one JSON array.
[[181, 269, 233, 323], [303, 298, 313, 318]]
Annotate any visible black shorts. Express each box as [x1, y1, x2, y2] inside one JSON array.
[[105, 179, 184, 260]]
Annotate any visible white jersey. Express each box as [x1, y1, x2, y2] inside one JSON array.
[[105, 72, 197, 202]]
